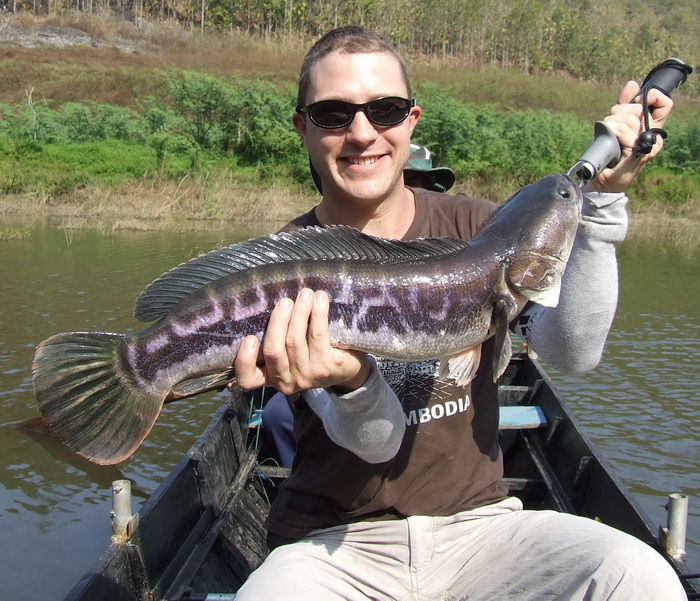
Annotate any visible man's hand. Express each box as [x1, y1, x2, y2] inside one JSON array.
[[584, 80, 674, 194], [233, 288, 371, 394]]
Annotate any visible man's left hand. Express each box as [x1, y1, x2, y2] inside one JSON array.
[[584, 80, 674, 194]]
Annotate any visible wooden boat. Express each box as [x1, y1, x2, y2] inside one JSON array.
[[62, 350, 699, 601]]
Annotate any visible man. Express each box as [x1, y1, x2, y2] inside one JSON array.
[[233, 25, 685, 601], [262, 141, 457, 468]]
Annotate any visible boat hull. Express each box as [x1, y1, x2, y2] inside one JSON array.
[[62, 352, 699, 600]]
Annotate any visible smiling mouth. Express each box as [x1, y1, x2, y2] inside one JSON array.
[[347, 155, 381, 166]]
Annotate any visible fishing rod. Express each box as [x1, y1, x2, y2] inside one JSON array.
[[568, 57, 693, 187]]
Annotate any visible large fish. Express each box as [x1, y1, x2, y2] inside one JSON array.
[[32, 174, 581, 465]]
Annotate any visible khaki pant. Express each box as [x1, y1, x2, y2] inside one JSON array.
[[235, 497, 686, 601]]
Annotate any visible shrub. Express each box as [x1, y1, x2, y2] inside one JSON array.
[[164, 70, 235, 148], [93, 104, 147, 142], [656, 117, 700, 175], [229, 80, 304, 169], [414, 84, 591, 185], [634, 171, 699, 206]]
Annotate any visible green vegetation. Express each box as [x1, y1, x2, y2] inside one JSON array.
[[0, 11, 697, 240], [1, 68, 697, 207], [0, 71, 308, 193]]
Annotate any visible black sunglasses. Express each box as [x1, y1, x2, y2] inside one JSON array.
[[296, 96, 415, 129]]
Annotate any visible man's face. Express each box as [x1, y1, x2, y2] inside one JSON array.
[[293, 51, 421, 207]]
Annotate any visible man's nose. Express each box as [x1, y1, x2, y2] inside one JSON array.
[[345, 109, 380, 144]]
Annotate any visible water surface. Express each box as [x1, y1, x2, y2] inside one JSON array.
[[550, 241, 700, 576], [0, 223, 697, 599]]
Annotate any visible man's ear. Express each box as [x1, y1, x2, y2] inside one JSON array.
[[293, 112, 307, 144], [408, 105, 422, 135]]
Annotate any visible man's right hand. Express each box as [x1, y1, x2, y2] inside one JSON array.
[[234, 288, 371, 395]]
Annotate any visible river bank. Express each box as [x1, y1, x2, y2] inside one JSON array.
[[1, 182, 697, 253], [0, 177, 316, 236]]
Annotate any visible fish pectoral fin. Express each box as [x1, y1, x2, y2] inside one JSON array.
[[439, 346, 482, 387], [492, 298, 513, 383], [167, 370, 235, 402], [519, 279, 562, 308]]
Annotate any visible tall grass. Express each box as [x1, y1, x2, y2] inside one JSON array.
[[0, 13, 304, 107], [0, 169, 317, 232]]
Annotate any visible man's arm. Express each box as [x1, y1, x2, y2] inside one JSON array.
[[515, 191, 627, 373], [516, 81, 673, 374], [303, 356, 405, 463]]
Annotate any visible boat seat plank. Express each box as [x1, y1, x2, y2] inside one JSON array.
[[498, 406, 548, 429], [249, 405, 547, 431]]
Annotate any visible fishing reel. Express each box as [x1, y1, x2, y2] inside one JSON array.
[[568, 57, 693, 186]]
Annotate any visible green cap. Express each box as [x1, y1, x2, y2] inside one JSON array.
[[404, 142, 456, 192]]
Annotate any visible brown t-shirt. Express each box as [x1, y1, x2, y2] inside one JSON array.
[[265, 187, 507, 540]]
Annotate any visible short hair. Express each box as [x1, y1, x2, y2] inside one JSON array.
[[297, 26, 412, 108]]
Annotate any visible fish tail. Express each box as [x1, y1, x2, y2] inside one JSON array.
[[32, 332, 165, 465]]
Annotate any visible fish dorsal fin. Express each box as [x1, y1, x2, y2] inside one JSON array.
[[134, 225, 469, 322]]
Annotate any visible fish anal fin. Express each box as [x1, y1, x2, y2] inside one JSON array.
[[167, 370, 235, 402], [439, 346, 482, 387]]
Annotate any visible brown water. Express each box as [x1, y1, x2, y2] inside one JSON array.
[[0, 222, 698, 599]]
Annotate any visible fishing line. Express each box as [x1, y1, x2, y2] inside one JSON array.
[[245, 385, 281, 507]]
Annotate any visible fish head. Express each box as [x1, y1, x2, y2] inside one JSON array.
[[504, 174, 582, 307]]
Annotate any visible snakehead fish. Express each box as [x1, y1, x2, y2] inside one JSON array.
[[32, 174, 581, 465]]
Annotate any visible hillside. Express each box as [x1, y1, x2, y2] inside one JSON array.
[[1, 12, 697, 120], [0, 12, 697, 246]]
